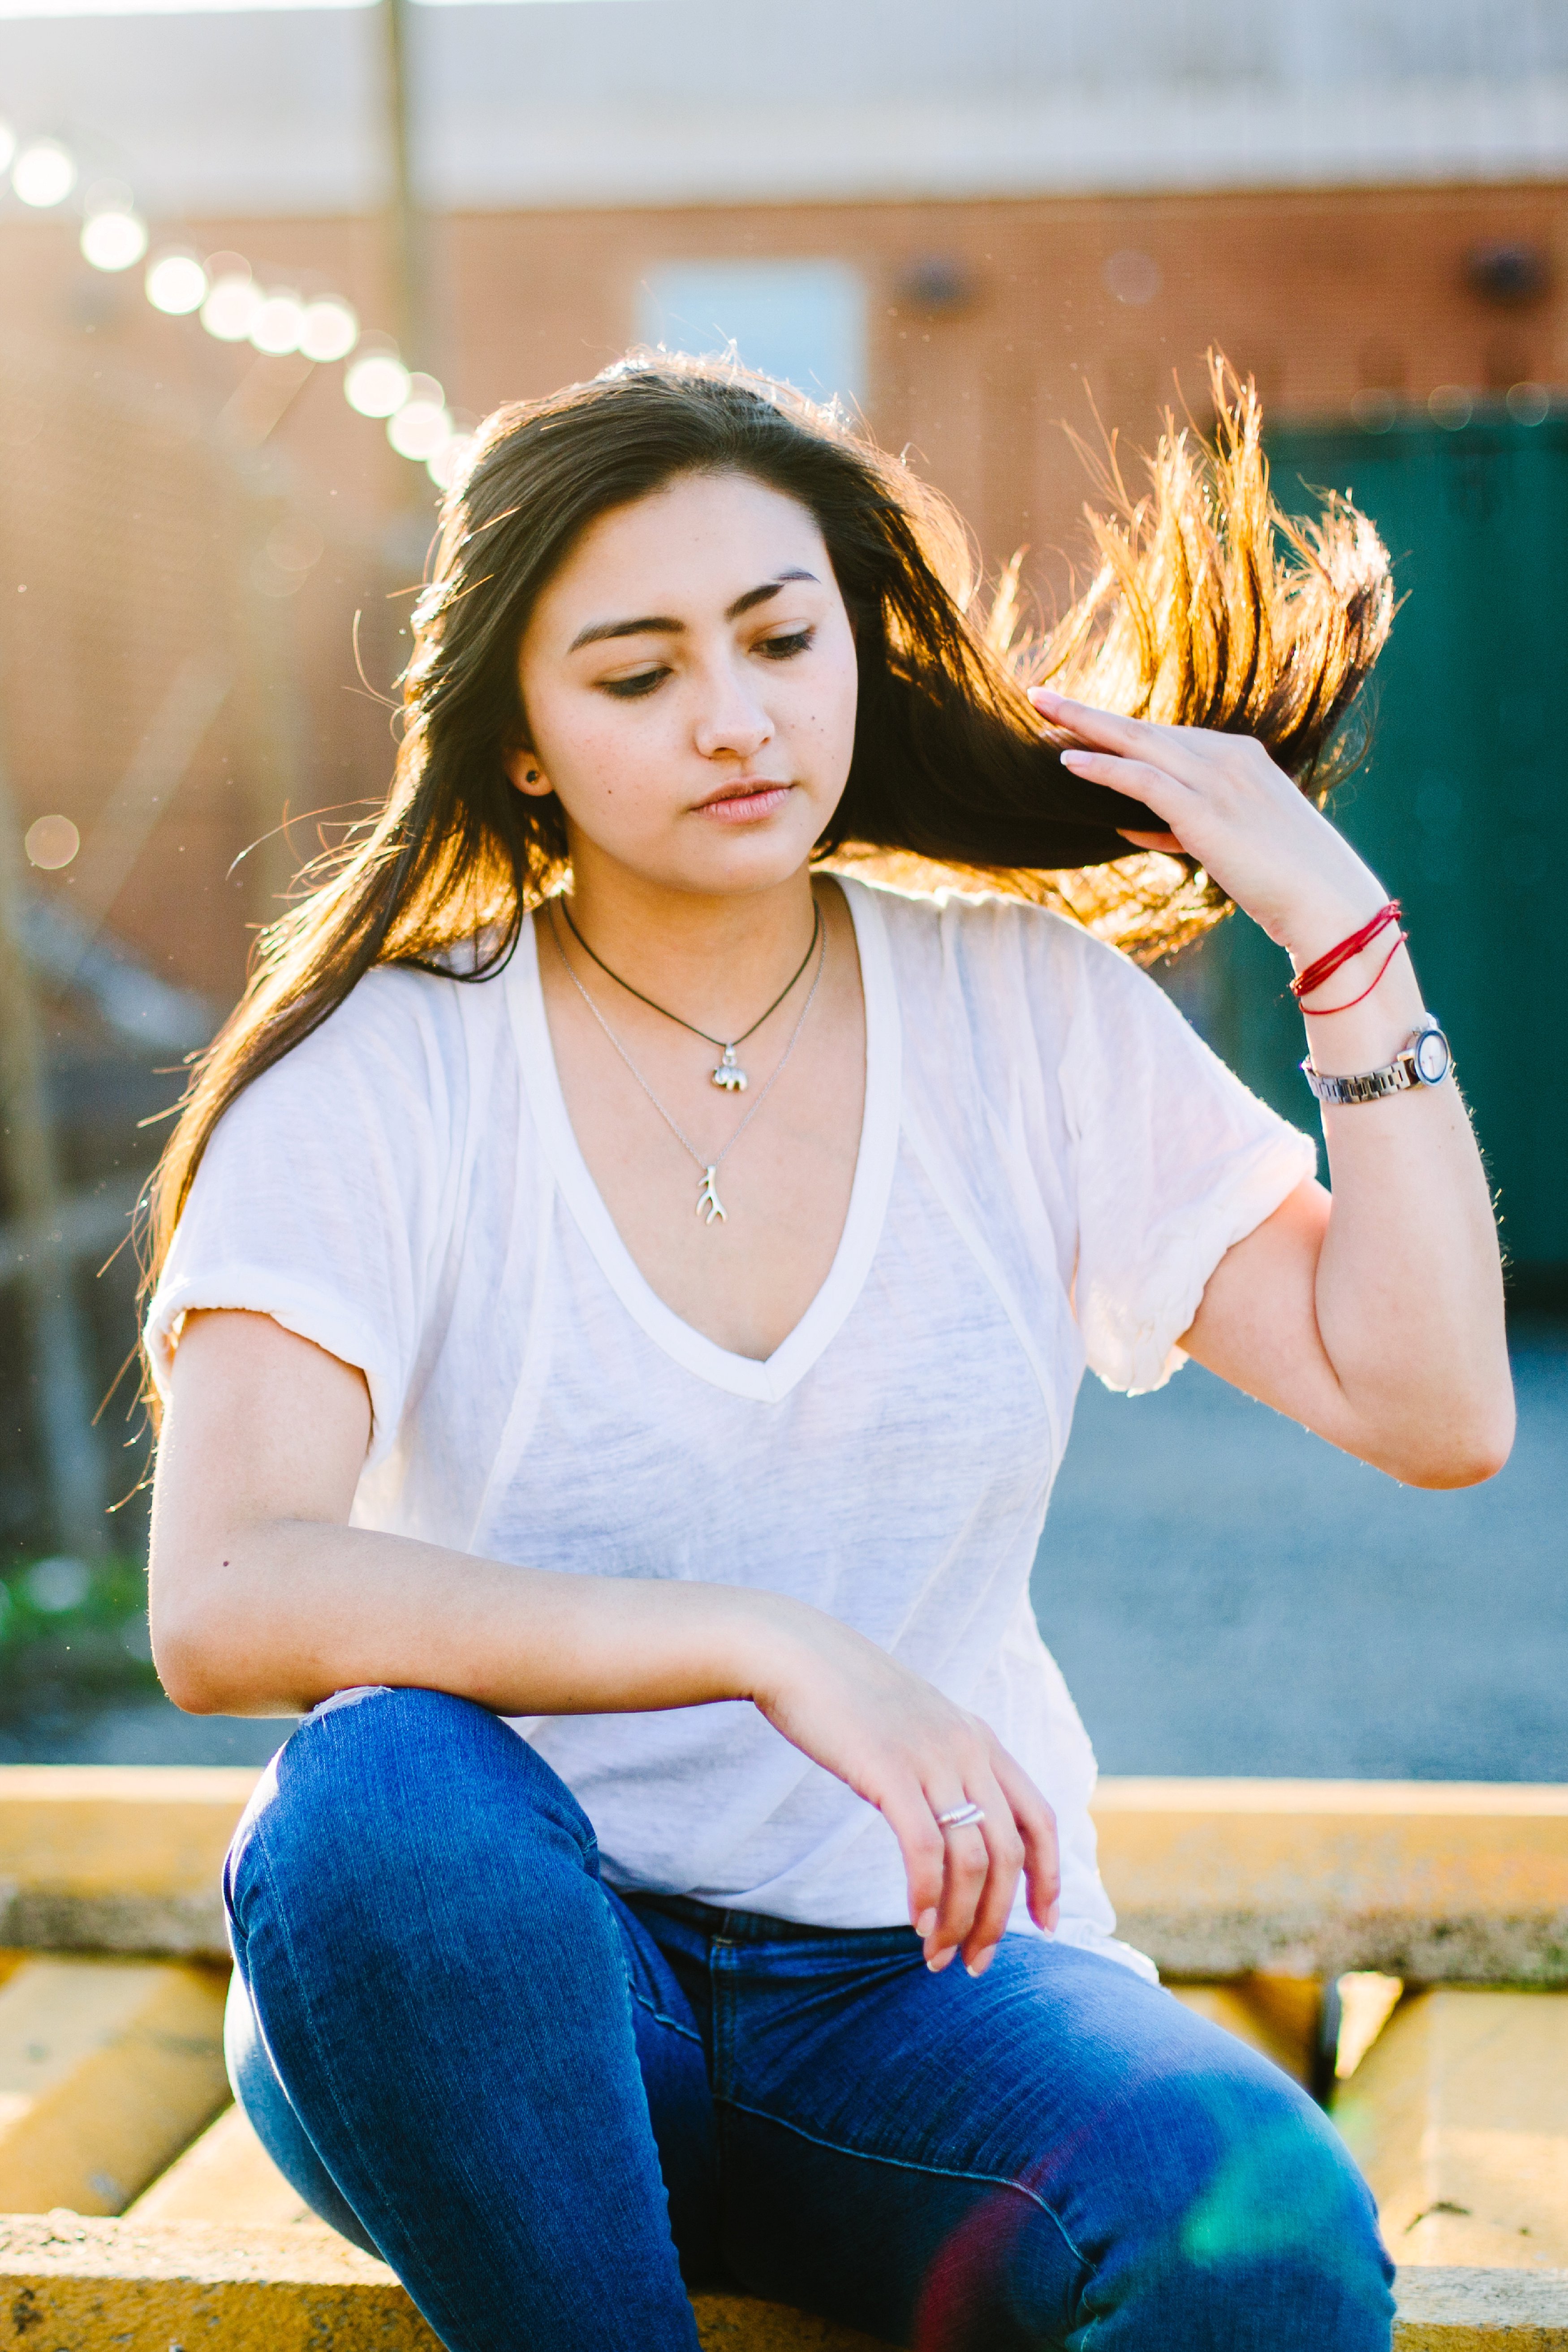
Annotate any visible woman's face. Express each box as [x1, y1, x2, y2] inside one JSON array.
[[510, 470, 859, 898]]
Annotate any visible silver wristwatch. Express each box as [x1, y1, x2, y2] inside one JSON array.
[[1301, 1019, 1452, 1106]]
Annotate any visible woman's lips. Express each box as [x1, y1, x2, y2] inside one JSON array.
[[694, 780, 794, 823]]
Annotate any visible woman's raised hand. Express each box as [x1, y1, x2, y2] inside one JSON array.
[[1031, 686, 1387, 963], [746, 1601, 1059, 1976]]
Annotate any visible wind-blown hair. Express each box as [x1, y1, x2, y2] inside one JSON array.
[[141, 349, 1391, 1330]]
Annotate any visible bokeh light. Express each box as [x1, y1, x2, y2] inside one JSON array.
[[1103, 248, 1162, 306], [81, 209, 149, 273], [265, 517, 325, 573], [0, 122, 15, 177], [24, 814, 81, 870], [345, 351, 411, 418], [428, 433, 476, 492], [299, 297, 358, 364], [250, 290, 306, 356], [145, 251, 208, 316], [13, 139, 77, 209], [388, 400, 453, 461], [202, 271, 262, 343]]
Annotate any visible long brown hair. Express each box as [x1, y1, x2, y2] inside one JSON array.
[[142, 349, 1391, 1328]]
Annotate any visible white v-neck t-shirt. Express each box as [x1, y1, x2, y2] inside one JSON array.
[[148, 879, 1314, 1974]]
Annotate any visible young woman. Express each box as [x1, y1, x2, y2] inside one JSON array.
[[145, 357, 1511, 2352]]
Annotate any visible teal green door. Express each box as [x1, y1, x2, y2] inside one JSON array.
[[1193, 408, 1568, 1286]]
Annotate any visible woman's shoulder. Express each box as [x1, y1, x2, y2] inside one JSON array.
[[844, 872, 1134, 1004], [230, 940, 517, 1141]]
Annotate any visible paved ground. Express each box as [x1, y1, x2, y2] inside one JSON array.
[[7, 1323, 1564, 1780], [1032, 1318, 1568, 1781]]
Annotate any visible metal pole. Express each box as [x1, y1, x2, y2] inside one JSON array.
[[0, 773, 108, 1563], [380, 0, 430, 371]]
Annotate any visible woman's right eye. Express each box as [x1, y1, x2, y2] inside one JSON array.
[[600, 668, 667, 700]]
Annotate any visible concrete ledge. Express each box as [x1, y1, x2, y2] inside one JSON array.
[[1094, 1780, 1568, 1982], [0, 2218, 892, 2349], [0, 1958, 230, 2215], [0, 2220, 1564, 2348], [2, 1768, 1566, 1982], [1334, 1990, 1568, 2271], [0, 1768, 254, 1959], [1395, 2266, 1568, 2347]]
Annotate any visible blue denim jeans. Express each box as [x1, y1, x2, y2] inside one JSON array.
[[224, 1687, 1393, 2352]]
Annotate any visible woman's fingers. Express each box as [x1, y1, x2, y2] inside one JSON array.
[[1058, 745, 1190, 823], [1118, 828, 1186, 854], [955, 1785, 1027, 1973], [1030, 685, 1215, 780], [987, 1744, 1061, 1934], [881, 1778, 953, 1944], [929, 1813, 993, 1970]]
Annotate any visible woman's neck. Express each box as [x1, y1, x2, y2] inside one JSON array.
[[559, 848, 822, 1042]]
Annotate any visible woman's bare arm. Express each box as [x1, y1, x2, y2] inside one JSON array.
[[1035, 689, 1514, 1489], [150, 1308, 1060, 1973], [151, 1308, 779, 1722]]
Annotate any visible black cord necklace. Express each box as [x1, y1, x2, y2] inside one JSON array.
[[555, 894, 823, 1092]]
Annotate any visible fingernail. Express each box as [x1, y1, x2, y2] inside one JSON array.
[[1060, 751, 1089, 768], [965, 1947, 997, 1978], [1046, 1903, 1060, 1931], [915, 1908, 937, 1938], [926, 1947, 957, 1974]]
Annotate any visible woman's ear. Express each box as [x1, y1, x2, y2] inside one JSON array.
[[504, 749, 552, 798]]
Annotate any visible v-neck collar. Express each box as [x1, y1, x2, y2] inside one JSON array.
[[507, 877, 901, 1404]]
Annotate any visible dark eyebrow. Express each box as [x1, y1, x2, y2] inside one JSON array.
[[726, 568, 818, 620], [567, 569, 819, 654]]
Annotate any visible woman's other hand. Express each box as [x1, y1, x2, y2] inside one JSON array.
[[1030, 687, 1386, 963], [743, 1606, 1060, 1977]]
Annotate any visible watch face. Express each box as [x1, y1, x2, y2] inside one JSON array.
[[1413, 1028, 1451, 1085]]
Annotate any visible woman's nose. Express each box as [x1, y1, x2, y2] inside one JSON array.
[[691, 661, 774, 761]]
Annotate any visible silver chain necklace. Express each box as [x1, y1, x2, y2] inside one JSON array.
[[546, 899, 828, 1226], [557, 892, 820, 1092]]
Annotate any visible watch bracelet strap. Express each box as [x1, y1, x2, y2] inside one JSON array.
[[1302, 1053, 1416, 1106], [1301, 1021, 1446, 1106]]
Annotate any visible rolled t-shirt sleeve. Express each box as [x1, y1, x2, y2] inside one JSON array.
[[145, 970, 454, 1462], [1058, 928, 1318, 1395]]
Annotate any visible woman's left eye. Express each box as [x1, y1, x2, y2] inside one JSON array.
[[756, 628, 814, 661]]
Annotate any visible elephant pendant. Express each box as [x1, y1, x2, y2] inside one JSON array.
[[711, 1045, 748, 1091]]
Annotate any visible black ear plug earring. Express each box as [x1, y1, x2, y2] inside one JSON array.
[[525, 769, 539, 783]]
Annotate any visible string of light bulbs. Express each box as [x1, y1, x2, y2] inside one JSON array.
[[0, 115, 473, 491]]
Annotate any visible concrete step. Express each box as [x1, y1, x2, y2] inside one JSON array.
[[1, 2217, 1564, 2348], [1335, 1989, 1568, 2271], [0, 1954, 230, 2215], [128, 2101, 317, 2228], [4, 1766, 1566, 1982]]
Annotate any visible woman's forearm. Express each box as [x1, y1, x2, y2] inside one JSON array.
[[1301, 941, 1512, 1482], [153, 1513, 793, 1718], [150, 1308, 801, 1717]]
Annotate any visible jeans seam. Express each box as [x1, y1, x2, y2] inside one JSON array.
[[626, 1979, 705, 2050], [717, 2092, 1094, 2275]]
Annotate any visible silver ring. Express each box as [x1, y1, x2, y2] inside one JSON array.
[[934, 1801, 986, 1831]]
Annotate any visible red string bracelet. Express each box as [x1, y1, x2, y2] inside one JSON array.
[[1295, 929, 1409, 1013], [1289, 900, 1402, 1003]]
